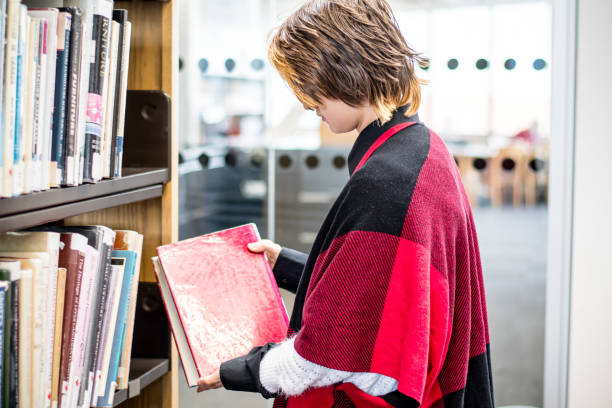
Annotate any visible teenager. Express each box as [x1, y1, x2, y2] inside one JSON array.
[[197, 1, 494, 406]]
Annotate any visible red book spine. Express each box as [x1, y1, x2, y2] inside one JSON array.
[[57, 233, 85, 407]]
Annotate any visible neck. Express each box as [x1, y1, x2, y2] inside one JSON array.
[[356, 107, 379, 133]]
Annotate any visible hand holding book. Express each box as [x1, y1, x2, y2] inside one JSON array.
[[247, 240, 281, 269], [196, 369, 222, 392]]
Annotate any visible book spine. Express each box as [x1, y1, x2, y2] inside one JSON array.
[[41, 10, 58, 192], [89, 235, 116, 404], [51, 268, 67, 408], [9, 277, 19, 407], [61, 8, 83, 187], [77, 22, 90, 185], [51, 13, 72, 188], [109, 11, 125, 179], [91, 262, 118, 405], [12, 6, 27, 196], [17, 268, 31, 408], [0, 278, 9, 408], [30, 20, 44, 193], [102, 20, 119, 179], [31, 16, 49, 192], [32, 264, 49, 408], [84, 10, 111, 183], [22, 19, 39, 194], [0, 0, 7, 196], [0, 286, 5, 404], [67, 245, 97, 408], [114, 21, 130, 178], [44, 264, 59, 408], [2, 0, 19, 198], [57, 235, 85, 408]]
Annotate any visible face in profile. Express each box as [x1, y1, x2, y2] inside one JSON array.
[[314, 97, 366, 134]]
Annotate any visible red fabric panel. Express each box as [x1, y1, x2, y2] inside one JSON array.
[[295, 231, 399, 371]]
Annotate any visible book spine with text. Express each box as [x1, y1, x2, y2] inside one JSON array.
[[22, 19, 40, 194], [0, 0, 7, 196], [2, 0, 19, 197], [60, 7, 83, 186], [12, 5, 28, 195], [83, 0, 113, 183], [57, 233, 86, 408], [51, 12, 71, 188]]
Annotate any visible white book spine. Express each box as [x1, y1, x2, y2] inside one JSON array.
[[12, 6, 28, 196], [114, 22, 131, 178], [32, 18, 49, 192], [44, 264, 59, 408], [22, 19, 39, 194], [65, 246, 95, 408], [103, 21, 120, 179], [2, 0, 20, 198], [18, 269, 33, 408], [32, 261, 51, 408], [40, 10, 58, 191], [77, 23, 90, 185], [97, 263, 124, 398]]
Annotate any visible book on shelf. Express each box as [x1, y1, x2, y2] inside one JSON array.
[[0, 259, 20, 408], [0, 282, 7, 406], [153, 223, 289, 387], [51, 11, 71, 188], [52, 266, 67, 408], [1, 0, 133, 200]]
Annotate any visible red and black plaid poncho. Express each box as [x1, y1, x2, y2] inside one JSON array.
[[220, 106, 494, 408]]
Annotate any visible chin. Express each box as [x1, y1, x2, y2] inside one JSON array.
[[329, 123, 352, 134]]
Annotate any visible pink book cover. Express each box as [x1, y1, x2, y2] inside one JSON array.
[[155, 223, 289, 378]]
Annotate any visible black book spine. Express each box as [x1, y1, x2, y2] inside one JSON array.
[[60, 7, 83, 186], [89, 231, 114, 397], [1, 278, 10, 408], [51, 13, 72, 186], [8, 279, 18, 408], [109, 9, 126, 179], [83, 12, 110, 183]]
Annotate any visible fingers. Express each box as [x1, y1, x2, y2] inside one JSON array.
[[248, 239, 277, 253], [196, 376, 221, 392]]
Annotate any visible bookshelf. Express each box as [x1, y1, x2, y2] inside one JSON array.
[[0, 0, 178, 407]]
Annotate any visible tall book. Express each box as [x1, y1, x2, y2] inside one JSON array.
[[56, 232, 87, 408], [0, 259, 20, 408], [22, 18, 41, 194], [27, 7, 59, 192], [0, 0, 7, 196], [32, 19, 48, 192], [0, 282, 7, 404], [51, 267, 67, 408], [13, 5, 29, 195], [97, 250, 136, 407], [110, 10, 129, 179], [114, 231, 142, 390], [91, 256, 123, 405], [50, 12, 71, 188], [102, 20, 119, 179], [18, 267, 32, 408], [153, 224, 289, 386], [59, 7, 83, 186], [66, 244, 98, 408], [2, 0, 20, 197]]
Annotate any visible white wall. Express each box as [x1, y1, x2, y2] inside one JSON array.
[[567, 0, 612, 406]]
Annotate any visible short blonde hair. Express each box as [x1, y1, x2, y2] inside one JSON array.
[[268, 0, 429, 123]]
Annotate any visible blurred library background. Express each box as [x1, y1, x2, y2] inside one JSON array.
[[178, 0, 551, 407]]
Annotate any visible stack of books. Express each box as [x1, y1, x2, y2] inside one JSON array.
[[0, 227, 144, 408], [0, 0, 132, 199]]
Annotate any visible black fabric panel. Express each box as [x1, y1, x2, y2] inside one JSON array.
[[219, 343, 280, 399], [442, 345, 495, 408], [273, 247, 307, 294], [289, 107, 430, 332], [381, 391, 420, 408]]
